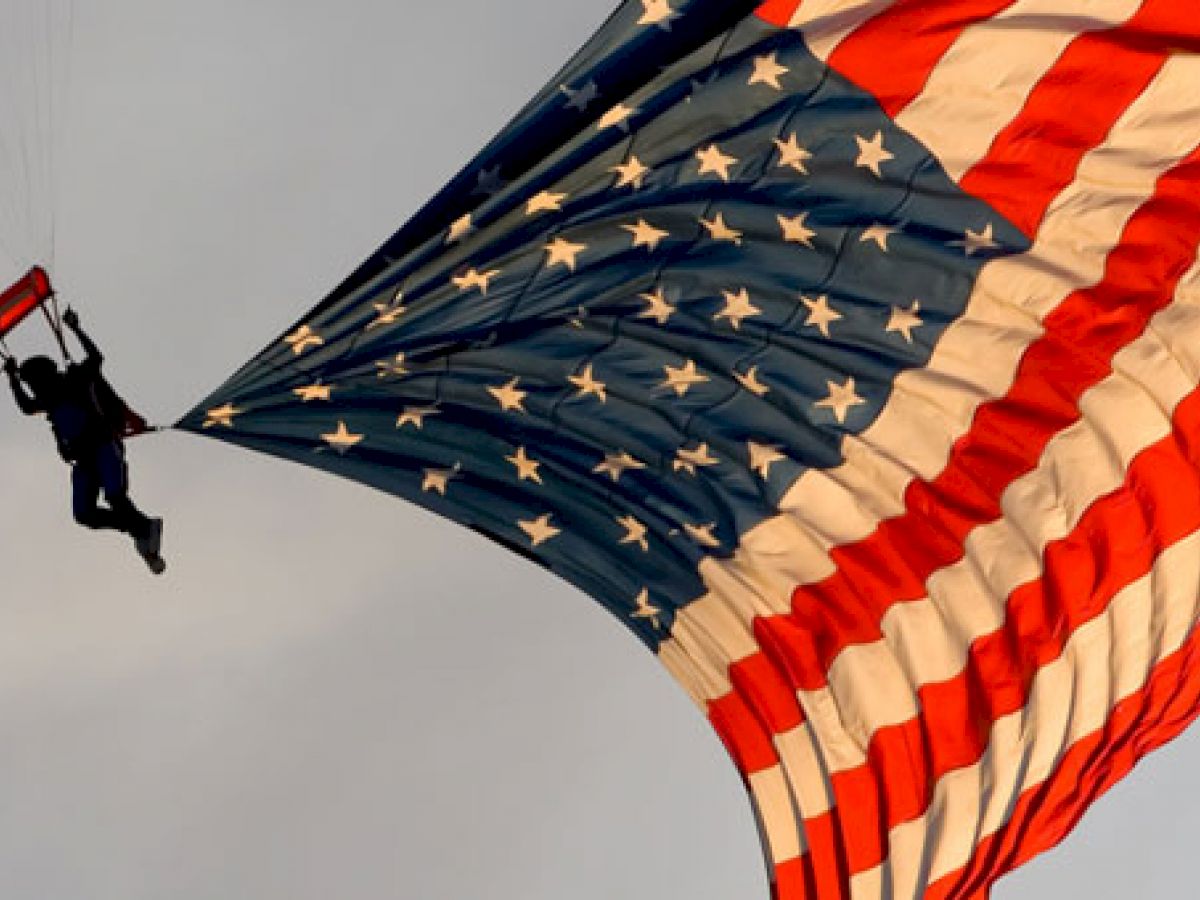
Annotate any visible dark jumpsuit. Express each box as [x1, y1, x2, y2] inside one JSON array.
[[11, 355, 152, 539]]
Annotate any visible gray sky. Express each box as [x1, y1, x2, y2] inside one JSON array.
[[0, 2, 1196, 898]]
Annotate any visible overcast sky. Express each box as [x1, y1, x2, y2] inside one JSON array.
[[0, 2, 1196, 898]]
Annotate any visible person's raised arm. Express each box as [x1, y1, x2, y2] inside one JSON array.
[[4, 357, 41, 415], [62, 308, 102, 366]]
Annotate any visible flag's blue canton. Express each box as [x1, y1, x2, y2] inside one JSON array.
[[182, 3, 1028, 649]]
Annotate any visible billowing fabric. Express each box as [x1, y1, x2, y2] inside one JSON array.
[[180, 1, 1200, 898]]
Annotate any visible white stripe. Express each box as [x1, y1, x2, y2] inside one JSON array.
[[750, 765, 807, 864], [894, 0, 1143, 181], [785, 0, 900, 60], [660, 53, 1200, 709], [849, 529, 1200, 897], [734, 724, 836, 874], [774, 721, 837, 815]]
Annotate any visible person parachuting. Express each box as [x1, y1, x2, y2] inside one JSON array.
[[1, 270, 165, 573], [0, 3, 163, 573]]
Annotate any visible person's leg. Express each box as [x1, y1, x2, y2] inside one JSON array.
[[96, 442, 153, 539], [72, 461, 122, 531]]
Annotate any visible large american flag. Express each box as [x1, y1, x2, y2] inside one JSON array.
[[180, 1, 1200, 897]]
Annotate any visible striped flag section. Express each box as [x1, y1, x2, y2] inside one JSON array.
[[678, 2, 1200, 897], [183, 1, 1200, 897]]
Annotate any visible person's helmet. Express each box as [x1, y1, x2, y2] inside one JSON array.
[[19, 355, 60, 395]]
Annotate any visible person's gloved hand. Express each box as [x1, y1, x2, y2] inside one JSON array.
[[3, 357, 18, 377], [62, 308, 79, 329]]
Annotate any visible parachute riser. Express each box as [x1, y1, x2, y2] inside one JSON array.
[[39, 290, 73, 364]]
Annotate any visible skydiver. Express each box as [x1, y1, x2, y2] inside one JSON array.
[[3, 309, 165, 574]]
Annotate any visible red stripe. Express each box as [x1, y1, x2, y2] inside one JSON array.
[[709, 690, 782, 773], [755, 0, 801, 27], [792, 811, 852, 900], [923, 618, 1200, 900], [960, 0, 1200, 238], [771, 856, 813, 900], [825, 0, 1017, 117], [707, 649, 807, 773], [778, 145, 1200, 694]]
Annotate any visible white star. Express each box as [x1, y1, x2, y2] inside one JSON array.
[[375, 353, 410, 378], [598, 103, 637, 132], [637, 0, 677, 28], [422, 463, 461, 496], [860, 222, 898, 251], [801, 295, 842, 338], [559, 80, 599, 112], [293, 383, 333, 402], [855, 130, 894, 178], [452, 267, 502, 294], [774, 133, 812, 174], [695, 143, 739, 182], [700, 212, 743, 245], [321, 421, 363, 454], [684, 522, 721, 548], [488, 377, 528, 413], [519, 513, 561, 547], [568, 363, 607, 403], [749, 52, 789, 90], [638, 287, 676, 325], [396, 405, 440, 429], [544, 236, 587, 272], [748, 441, 786, 479], [611, 155, 650, 189], [673, 443, 719, 475], [616, 515, 649, 552], [526, 190, 568, 215], [506, 446, 543, 483], [631, 588, 662, 629], [886, 301, 923, 343], [446, 214, 474, 244], [284, 325, 323, 355], [954, 222, 999, 256], [715, 288, 761, 330], [366, 296, 406, 330], [593, 450, 645, 483], [661, 359, 710, 397], [735, 366, 770, 397], [815, 377, 866, 424], [778, 212, 816, 247], [622, 218, 670, 251], [203, 403, 241, 429]]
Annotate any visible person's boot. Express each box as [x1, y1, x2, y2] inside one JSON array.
[[134, 518, 165, 575]]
